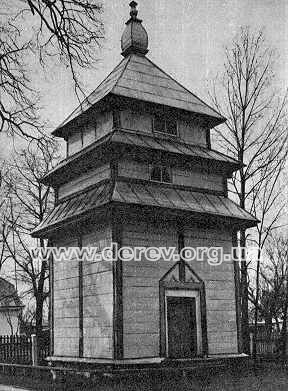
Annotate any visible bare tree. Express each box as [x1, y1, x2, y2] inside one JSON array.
[[249, 153, 287, 358], [210, 27, 288, 353], [3, 139, 58, 355], [3, 308, 21, 335], [23, 0, 104, 86], [0, 24, 41, 139], [249, 235, 288, 356], [0, 0, 104, 138], [0, 279, 24, 335], [0, 164, 14, 270]]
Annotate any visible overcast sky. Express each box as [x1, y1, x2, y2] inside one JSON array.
[[1, 0, 288, 281], [40, 0, 288, 133], [1, 0, 287, 154]]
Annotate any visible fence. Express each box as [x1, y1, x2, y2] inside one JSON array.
[[250, 331, 280, 356], [0, 335, 49, 365]]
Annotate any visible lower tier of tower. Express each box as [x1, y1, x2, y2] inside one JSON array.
[[49, 208, 241, 361]]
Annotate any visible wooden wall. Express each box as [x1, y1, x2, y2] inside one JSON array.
[[52, 214, 237, 359], [178, 120, 206, 146], [58, 163, 111, 200], [120, 109, 207, 146], [66, 108, 208, 158], [53, 236, 80, 356], [118, 159, 224, 193], [53, 223, 113, 359], [172, 167, 223, 192], [67, 111, 113, 157], [120, 109, 152, 134], [81, 223, 113, 358], [121, 218, 178, 359], [184, 225, 238, 355], [121, 215, 238, 358]]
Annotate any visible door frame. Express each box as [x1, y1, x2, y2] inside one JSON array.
[[165, 289, 202, 357], [159, 281, 208, 358]]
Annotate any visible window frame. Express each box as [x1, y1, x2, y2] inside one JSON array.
[[152, 115, 178, 137], [150, 164, 172, 184], [113, 110, 121, 129]]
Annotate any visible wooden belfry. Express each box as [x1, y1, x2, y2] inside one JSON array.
[[33, 2, 257, 365]]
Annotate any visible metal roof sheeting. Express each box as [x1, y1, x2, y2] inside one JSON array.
[[32, 180, 257, 236], [112, 130, 239, 165], [54, 54, 224, 134], [33, 182, 112, 235], [42, 130, 239, 185], [113, 181, 257, 222]]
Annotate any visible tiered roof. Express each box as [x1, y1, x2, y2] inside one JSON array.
[[54, 54, 224, 136], [32, 2, 258, 238]]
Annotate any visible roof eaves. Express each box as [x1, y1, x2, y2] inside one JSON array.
[[41, 131, 114, 185], [52, 57, 130, 137], [144, 55, 226, 123], [110, 54, 133, 95], [31, 180, 115, 238]]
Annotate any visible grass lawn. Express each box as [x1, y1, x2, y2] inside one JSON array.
[[0, 361, 287, 390]]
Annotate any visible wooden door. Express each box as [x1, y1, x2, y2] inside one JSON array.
[[166, 296, 198, 358]]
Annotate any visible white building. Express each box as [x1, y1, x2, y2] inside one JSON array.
[[0, 278, 23, 335]]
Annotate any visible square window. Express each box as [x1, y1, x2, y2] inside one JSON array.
[[150, 165, 162, 182], [153, 115, 178, 136], [153, 116, 166, 133], [166, 119, 177, 135], [113, 111, 121, 128], [162, 167, 172, 183], [150, 165, 172, 183]]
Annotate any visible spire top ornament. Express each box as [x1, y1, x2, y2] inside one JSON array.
[[121, 2, 149, 57], [129, 1, 138, 20]]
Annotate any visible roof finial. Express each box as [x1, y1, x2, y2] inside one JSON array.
[[121, 1, 149, 57], [129, 1, 138, 20]]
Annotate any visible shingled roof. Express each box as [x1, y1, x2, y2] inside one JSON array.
[[53, 53, 225, 136], [0, 278, 23, 309]]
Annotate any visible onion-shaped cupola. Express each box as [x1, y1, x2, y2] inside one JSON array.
[[121, 1, 149, 57]]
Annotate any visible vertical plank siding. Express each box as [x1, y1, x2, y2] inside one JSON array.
[[178, 120, 207, 146], [78, 236, 84, 357], [82, 224, 114, 359], [118, 160, 149, 180], [53, 225, 114, 359], [53, 237, 80, 356], [118, 158, 224, 193], [184, 225, 238, 355], [120, 109, 152, 134], [58, 163, 111, 200], [83, 123, 96, 147], [122, 219, 178, 359], [67, 131, 82, 156], [172, 167, 224, 191], [119, 109, 208, 147], [121, 217, 238, 358], [67, 111, 113, 157]]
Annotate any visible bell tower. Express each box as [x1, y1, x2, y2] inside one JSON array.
[[33, 2, 257, 367]]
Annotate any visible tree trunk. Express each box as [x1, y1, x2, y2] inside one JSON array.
[[35, 296, 44, 361], [280, 281, 288, 357], [264, 315, 273, 337], [252, 247, 262, 359], [240, 228, 250, 354]]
